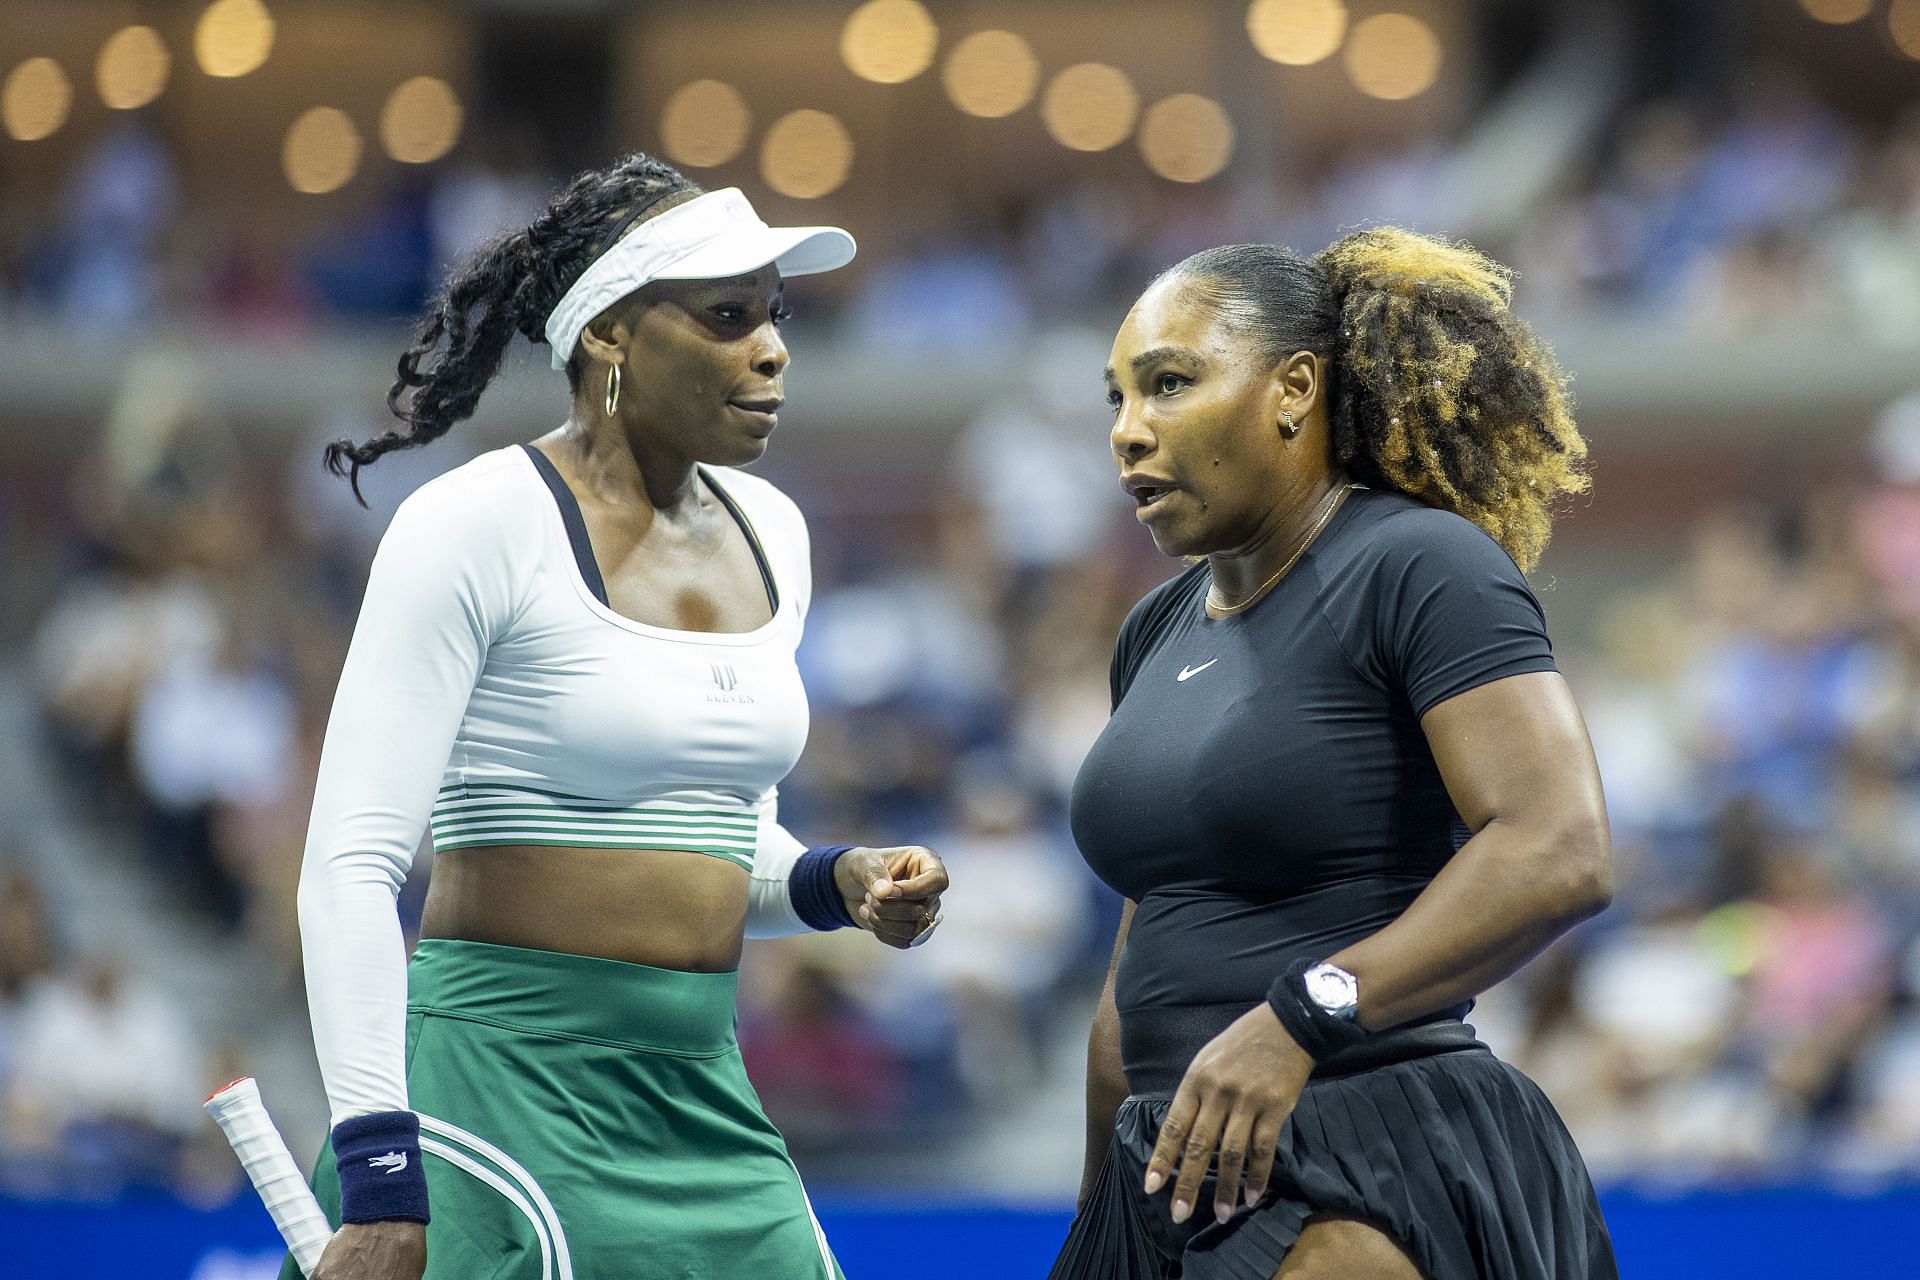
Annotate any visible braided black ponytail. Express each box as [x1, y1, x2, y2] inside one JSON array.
[[324, 153, 697, 505]]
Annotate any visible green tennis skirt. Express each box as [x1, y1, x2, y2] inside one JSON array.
[[284, 939, 843, 1280]]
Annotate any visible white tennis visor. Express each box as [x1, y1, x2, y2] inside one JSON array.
[[542, 187, 857, 370]]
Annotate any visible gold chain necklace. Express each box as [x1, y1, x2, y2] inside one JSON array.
[[1205, 483, 1366, 617]]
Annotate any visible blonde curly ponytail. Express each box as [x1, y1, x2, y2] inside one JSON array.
[[1161, 229, 1590, 571], [1316, 228, 1587, 571]]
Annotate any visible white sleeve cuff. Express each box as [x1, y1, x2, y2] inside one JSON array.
[[744, 787, 809, 938]]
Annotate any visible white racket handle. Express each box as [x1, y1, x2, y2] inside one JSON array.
[[205, 1077, 334, 1276]]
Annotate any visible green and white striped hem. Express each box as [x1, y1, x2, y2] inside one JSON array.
[[418, 1114, 574, 1280], [430, 786, 758, 869]]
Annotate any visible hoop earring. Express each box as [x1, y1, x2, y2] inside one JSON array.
[[605, 364, 622, 418]]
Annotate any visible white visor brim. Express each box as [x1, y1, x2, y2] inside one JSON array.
[[543, 187, 856, 370], [654, 224, 856, 284]]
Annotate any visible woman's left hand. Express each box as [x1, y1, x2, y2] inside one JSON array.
[[1143, 1002, 1313, 1225], [834, 845, 948, 949]]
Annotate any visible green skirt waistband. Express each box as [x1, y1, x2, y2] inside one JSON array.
[[406, 938, 739, 1056]]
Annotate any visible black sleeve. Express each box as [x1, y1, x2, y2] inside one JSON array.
[[1367, 510, 1557, 718], [1109, 596, 1153, 710], [1109, 565, 1204, 710], [1108, 624, 1136, 712]]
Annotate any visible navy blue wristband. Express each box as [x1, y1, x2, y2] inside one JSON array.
[[1266, 958, 1369, 1065], [791, 845, 859, 931], [333, 1110, 429, 1225]]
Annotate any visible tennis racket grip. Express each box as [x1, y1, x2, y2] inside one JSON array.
[[205, 1077, 334, 1277]]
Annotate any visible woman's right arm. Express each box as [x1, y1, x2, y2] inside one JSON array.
[[299, 480, 517, 1276], [1079, 898, 1135, 1211]]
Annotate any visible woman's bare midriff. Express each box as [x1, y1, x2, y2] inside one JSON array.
[[419, 844, 752, 972]]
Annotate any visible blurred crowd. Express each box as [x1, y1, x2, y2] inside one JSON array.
[[1511, 73, 1920, 343], [3, 67, 1919, 346], [1481, 396, 1920, 1184], [0, 866, 243, 1204]]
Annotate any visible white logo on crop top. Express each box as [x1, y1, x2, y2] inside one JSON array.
[[708, 662, 754, 704], [370, 1151, 409, 1174], [1176, 659, 1219, 682]]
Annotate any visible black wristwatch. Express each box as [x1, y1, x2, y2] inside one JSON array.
[[1301, 961, 1360, 1021]]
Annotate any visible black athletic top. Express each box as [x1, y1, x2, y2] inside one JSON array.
[[1070, 488, 1557, 1066]]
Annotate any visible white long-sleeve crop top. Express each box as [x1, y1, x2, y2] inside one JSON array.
[[298, 444, 819, 1126]]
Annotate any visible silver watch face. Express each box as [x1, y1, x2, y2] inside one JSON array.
[[1304, 963, 1359, 1019]]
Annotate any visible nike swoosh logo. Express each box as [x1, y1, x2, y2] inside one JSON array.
[[1177, 659, 1219, 682]]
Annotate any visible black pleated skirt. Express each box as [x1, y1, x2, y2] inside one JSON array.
[[1050, 1040, 1616, 1280]]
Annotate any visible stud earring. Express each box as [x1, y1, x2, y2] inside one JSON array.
[[605, 364, 622, 417]]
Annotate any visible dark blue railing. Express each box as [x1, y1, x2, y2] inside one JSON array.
[[5, 1185, 1920, 1278]]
